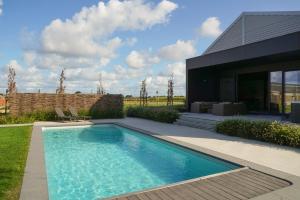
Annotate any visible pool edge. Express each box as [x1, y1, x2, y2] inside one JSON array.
[[20, 121, 300, 200], [20, 125, 49, 200]]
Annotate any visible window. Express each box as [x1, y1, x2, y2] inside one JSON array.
[[284, 70, 300, 113], [270, 71, 282, 113]]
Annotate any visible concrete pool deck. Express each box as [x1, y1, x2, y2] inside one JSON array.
[[20, 118, 300, 200]]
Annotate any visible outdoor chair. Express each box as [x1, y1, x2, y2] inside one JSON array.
[[191, 102, 217, 113], [290, 102, 300, 123], [55, 108, 74, 121], [191, 102, 202, 113], [69, 107, 91, 120]]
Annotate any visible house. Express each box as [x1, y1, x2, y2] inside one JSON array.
[[186, 11, 300, 115], [0, 96, 5, 107]]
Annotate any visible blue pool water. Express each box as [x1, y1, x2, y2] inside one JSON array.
[[43, 124, 239, 200]]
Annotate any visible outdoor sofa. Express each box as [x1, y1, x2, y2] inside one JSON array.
[[191, 101, 247, 116], [191, 102, 217, 113], [212, 102, 247, 116]]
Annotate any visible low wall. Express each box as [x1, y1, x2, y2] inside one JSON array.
[[8, 93, 123, 116]]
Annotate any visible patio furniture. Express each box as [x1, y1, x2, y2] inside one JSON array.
[[200, 102, 217, 113], [212, 102, 234, 116], [191, 102, 202, 113], [69, 107, 91, 120], [55, 108, 74, 121], [290, 102, 300, 123], [191, 102, 217, 113]]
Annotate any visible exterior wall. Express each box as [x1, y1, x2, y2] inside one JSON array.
[[187, 59, 300, 111], [187, 68, 219, 108], [8, 93, 123, 116]]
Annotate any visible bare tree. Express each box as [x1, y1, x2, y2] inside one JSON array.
[[139, 79, 148, 106], [97, 72, 105, 95], [7, 65, 17, 95], [56, 69, 66, 94], [167, 74, 174, 106]]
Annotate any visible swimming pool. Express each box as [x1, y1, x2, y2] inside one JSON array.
[[42, 124, 240, 200]]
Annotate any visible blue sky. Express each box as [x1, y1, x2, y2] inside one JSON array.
[[1, 0, 300, 96]]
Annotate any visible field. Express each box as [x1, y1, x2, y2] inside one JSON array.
[[0, 126, 32, 200], [124, 96, 186, 109]]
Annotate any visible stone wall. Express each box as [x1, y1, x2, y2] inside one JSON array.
[[8, 93, 123, 116]]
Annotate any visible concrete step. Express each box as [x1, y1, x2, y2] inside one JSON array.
[[178, 116, 218, 125], [174, 117, 217, 131]]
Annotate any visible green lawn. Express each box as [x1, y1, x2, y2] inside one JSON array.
[[0, 126, 32, 200]]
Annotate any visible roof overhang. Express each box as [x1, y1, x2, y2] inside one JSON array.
[[187, 31, 300, 70]]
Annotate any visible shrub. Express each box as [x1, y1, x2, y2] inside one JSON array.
[[126, 106, 179, 123], [0, 108, 125, 125], [216, 119, 300, 147], [0, 111, 56, 124], [90, 108, 124, 119]]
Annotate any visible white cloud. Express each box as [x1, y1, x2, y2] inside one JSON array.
[[0, 0, 3, 15], [40, 0, 177, 66], [126, 50, 159, 68], [19, 0, 178, 83], [2, 1, 188, 95], [158, 40, 196, 61], [198, 17, 222, 38], [0, 60, 49, 92], [166, 62, 185, 77], [23, 51, 108, 69]]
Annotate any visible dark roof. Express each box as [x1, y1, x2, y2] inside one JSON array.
[[204, 11, 300, 54], [187, 31, 300, 70]]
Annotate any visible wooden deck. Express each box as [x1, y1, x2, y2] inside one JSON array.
[[106, 168, 291, 200]]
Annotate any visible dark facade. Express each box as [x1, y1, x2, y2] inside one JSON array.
[[186, 31, 300, 115]]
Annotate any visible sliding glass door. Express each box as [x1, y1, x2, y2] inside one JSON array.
[[270, 71, 283, 113], [284, 70, 300, 113]]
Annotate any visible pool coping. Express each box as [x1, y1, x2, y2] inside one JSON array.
[[20, 121, 300, 200]]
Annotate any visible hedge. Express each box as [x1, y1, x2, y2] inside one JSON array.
[[90, 108, 124, 119], [216, 119, 300, 147], [0, 111, 56, 124], [0, 108, 124, 124], [126, 106, 179, 123]]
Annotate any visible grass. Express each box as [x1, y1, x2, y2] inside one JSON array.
[[124, 97, 186, 112], [124, 96, 185, 107], [0, 126, 32, 200]]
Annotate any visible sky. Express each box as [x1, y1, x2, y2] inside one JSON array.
[[1, 0, 300, 96]]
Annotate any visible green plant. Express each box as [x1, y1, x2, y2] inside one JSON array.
[[90, 108, 124, 119], [0, 111, 56, 124], [126, 106, 179, 123], [216, 119, 300, 147], [0, 108, 125, 124]]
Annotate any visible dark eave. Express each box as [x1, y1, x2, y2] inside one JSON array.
[[187, 31, 300, 70]]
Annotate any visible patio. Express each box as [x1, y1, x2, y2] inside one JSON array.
[[174, 112, 289, 131], [180, 112, 285, 122]]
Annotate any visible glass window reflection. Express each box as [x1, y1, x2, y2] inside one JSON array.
[[285, 71, 300, 113]]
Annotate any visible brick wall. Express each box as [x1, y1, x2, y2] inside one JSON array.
[[8, 93, 123, 116]]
